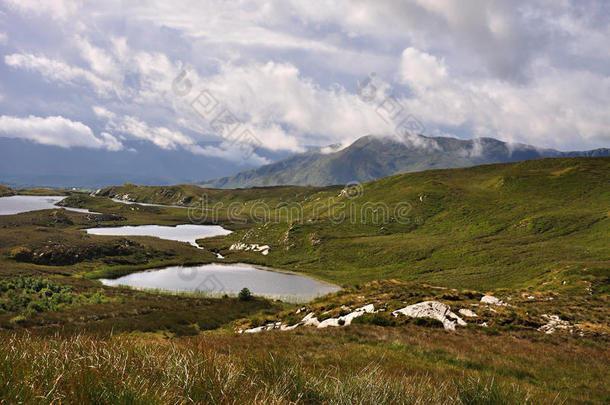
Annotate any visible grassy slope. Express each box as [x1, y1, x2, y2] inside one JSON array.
[[194, 158, 609, 292], [89, 158, 610, 291], [0, 185, 13, 197], [1, 325, 608, 404]]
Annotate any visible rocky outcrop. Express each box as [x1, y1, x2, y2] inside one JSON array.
[[241, 305, 378, 333], [392, 301, 466, 330], [480, 295, 507, 306], [537, 314, 571, 334], [229, 243, 270, 255], [317, 304, 377, 328]]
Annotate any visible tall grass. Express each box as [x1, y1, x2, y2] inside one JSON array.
[[0, 334, 530, 404]]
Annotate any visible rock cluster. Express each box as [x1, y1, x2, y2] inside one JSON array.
[[229, 243, 270, 255], [242, 304, 377, 333], [537, 314, 571, 334]]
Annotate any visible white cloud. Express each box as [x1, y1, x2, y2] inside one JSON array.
[[183, 61, 395, 152], [92, 106, 116, 121], [1, 0, 608, 163], [0, 32, 7, 44], [4, 53, 114, 96], [2, 0, 80, 20], [0, 115, 123, 151], [115, 116, 194, 150], [400, 47, 448, 89], [398, 49, 610, 149]]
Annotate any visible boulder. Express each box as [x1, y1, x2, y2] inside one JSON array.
[[480, 295, 507, 306], [392, 301, 466, 330], [458, 308, 478, 318]]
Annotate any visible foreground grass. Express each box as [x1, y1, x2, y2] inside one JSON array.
[[0, 328, 580, 404], [5, 325, 607, 404]]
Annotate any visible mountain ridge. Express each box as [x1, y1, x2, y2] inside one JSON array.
[[198, 134, 610, 188]]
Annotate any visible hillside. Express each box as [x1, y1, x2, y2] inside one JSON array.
[[0, 184, 13, 197], [199, 135, 610, 188], [93, 157, 610, 292], [2, 157, 609, 403]]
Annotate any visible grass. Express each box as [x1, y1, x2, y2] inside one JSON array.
[[0, 157, 608, 403], [192, 158, 609, 291], [1, 323, 608, 404]]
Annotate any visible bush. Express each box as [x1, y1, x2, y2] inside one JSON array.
[[8, 246, 32, 262], [238, 288, 253, 301], [9, 315, 26, 325]]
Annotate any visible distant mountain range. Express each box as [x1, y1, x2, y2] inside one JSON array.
[[199, 135, 610, 188]]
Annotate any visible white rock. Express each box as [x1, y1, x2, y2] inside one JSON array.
[[301, 312, 320, 327], [537, 314, 571, 334], [459, 309, 478, 318], [392, 301, 466, 330], [356, 304, 376, 313], [480, 295, 507, 306], [229, 243, 271, 255], [317, 318, 341, 328], [316, 304, 375, 328], [244, 326, 267, 333]]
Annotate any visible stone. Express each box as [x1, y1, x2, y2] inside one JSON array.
[[537, 314, 571, 334], [480, 295, 507, 306], [392, 301, 466, 330], [458, 308, 478, 318]]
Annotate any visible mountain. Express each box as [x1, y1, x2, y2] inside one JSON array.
[[199, 135, 610, 188]]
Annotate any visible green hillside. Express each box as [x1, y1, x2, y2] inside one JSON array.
[[95, 158, 610, 292], [0, 185, 13, 197], [2, 157, 609, 403]]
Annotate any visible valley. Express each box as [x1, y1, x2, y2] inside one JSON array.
[[0, 157, 608, 403]]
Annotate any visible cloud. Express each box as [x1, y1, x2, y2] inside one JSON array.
[[179, 61, 396, 152], [400, 47, 448, 89], [4, 53, 114, 96], [2, 0, 80, 20], [1, 0, 608, 162], [0, 115, 123, 151], [398, 48, 610, 149]]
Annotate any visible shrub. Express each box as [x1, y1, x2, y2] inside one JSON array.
[[238, 288, 253, 301], [8, 246, 32, 262], [9, 315, 26, 325]]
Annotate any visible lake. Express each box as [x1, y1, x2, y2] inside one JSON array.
[[84, 224, 231, 247], [100, 263, 340, 302], [0, 195, 95, 215]]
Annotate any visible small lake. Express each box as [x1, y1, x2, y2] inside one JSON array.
[[0, 195, 95, 215], [100, 263, 340, 302], [84, 224, 231, 247]]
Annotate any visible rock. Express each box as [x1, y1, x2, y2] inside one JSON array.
[[392, 301, 466, 330], [458, 308, 478, 318], [537, 314, 571, 334], [357, 304, 376, 313], [229, 243, 270, 255], [301, 312, 320, 327], [317, 304, 377, 328], [317, 318, 342, 328], [480, 295, 507, 306]]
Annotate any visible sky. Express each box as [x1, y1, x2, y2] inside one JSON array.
[[0, 0, 609, 170]]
